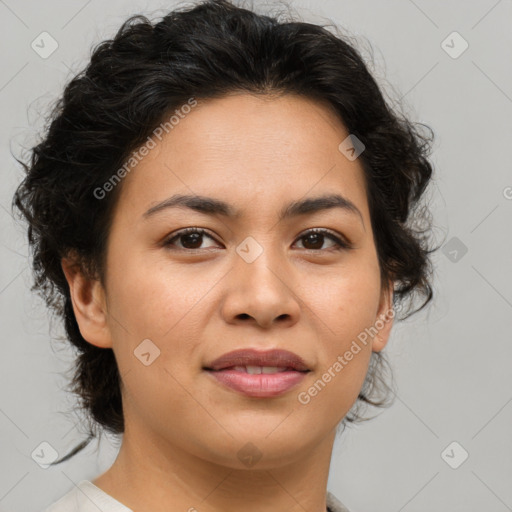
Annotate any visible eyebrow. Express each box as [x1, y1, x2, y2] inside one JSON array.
[[142, 193, 364, 226]]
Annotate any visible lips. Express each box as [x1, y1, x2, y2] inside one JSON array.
[[203, 349, 310, 398], [204, 348, 310, 372]]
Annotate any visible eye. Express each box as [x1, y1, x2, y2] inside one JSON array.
[[163, 228, 221, 250], [163, 227, 351, 252], [293, 228, 351, 251]]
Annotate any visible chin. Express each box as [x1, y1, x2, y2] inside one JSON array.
[[195, 428, 314, 470]]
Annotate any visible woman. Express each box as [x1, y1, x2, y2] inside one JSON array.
[[13, 0, 435, 510]]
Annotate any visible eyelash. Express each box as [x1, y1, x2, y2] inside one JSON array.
[[163, 227, 352, 252]]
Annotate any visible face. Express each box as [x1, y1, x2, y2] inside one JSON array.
[[65, 92, 393, 469]]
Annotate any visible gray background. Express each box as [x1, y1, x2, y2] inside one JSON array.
[[1, 0, 511, 511]]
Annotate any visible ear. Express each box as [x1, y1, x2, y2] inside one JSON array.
[[371, 280, 395, 353], [61, 255, 112, 349]]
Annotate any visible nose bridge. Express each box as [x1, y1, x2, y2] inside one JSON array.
[[235, 234, 287, 295], [221, 233, 300, 327]]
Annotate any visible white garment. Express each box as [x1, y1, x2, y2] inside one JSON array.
[[43, 480, 350, 512], [43, 481, 132, 512]]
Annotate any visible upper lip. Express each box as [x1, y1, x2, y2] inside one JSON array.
[[204, 349, 310, 372]]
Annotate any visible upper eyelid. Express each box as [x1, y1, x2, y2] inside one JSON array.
[[295, 228, 352, 249], [166, 227, 216, 242]]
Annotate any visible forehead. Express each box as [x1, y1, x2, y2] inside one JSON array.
[[111, 93, 369, 224]]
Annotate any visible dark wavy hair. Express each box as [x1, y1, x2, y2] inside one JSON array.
[[12, 0, 436, 463]]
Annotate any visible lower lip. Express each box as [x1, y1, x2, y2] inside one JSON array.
[[206, 369, 308, 398]]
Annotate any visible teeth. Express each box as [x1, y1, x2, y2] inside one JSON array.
[[231, 366, 287, 374], [261, 366, 283, 374]]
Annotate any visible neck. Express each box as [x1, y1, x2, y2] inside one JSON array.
[[93, 421, 337, 512]]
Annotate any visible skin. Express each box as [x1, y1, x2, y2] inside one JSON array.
[[62, 92, 394, 512]]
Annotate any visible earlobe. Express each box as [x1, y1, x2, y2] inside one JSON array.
[[372, 281, 395, 353], [61, 256, 112, 349]]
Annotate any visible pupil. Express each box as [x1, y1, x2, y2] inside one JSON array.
[[182, 233, 202, 248], [304, 233, 323, 249]]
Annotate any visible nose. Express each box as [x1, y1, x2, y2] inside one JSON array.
[[220, 244, 301, 329]]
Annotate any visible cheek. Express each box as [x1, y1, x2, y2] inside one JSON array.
[[107, 254, 212, 341], [105, 253, 232, 403], [105, 258, 203, 425], [306, 261, 382, 344], [296, 294, 376, 427], [299, 258, 381, 404]]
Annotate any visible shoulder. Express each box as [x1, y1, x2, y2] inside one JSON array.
[[327, 490, 352, 512], [43, 480, 133, 512], [43, 484, 80, 512], [44, 483, 346, 512]]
